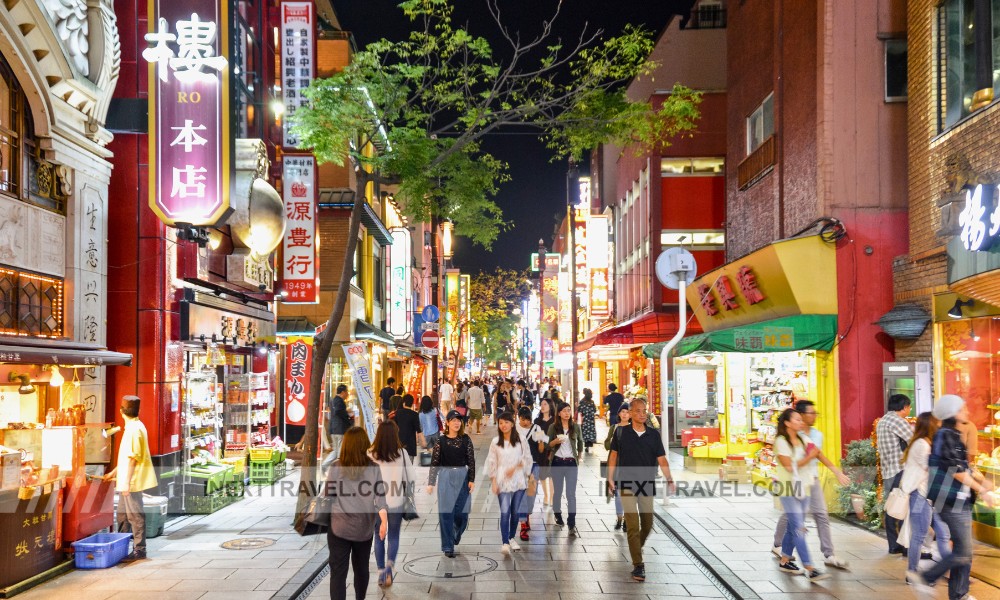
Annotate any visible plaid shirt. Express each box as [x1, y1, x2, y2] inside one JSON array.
[[876, 411, 913, 480]]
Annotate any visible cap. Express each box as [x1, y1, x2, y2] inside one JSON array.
[[446, 410, 464, 422], [932, 394, 965, 421]]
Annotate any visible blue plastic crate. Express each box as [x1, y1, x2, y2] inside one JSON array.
[[71, 532, 133, 569]]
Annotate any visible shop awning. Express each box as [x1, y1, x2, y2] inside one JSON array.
[[360, 202, 394, 246], [354, 320, 395, 345], [642, 314, 838, 358], [574, 311, 701, 352], [0, 337, 133, 367], [276, 316, 319, 336]]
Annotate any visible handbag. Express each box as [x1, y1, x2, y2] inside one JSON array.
[[526, 472, 537, 497], [885, 486, 910, 520], [401, 457, 419, 521], [294, 488, 333, 536]]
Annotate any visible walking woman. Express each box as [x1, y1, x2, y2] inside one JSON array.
[[604, 403, 631, 531], [547, 401, 584, 535], [912, 395, 999, 599], [485, 411, 533, 555], [578, 388, 597, 452], [494, 380, 512, 422], [427, 410, 476, 558], [773, 408, 829, 581], [900, 412, 951, 583], [534, 398, 556, 506], [368, 421, 415, 587], [325, 427, 389, 600], [419, 395, 441, 450]]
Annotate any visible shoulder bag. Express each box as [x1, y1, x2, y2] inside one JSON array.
[[885, 485, 909, 520], [294, 477, 335, 536], [401, 456, 419, 521]]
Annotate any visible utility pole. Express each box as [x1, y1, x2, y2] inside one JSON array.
[[430, 213, 440, 401], [567, 159, 580, 412], [537, 238, 546, 387]]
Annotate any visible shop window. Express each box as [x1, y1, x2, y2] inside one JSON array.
[[939, 316, 1000, 456], [232, 0, 264, 139], [936, 0, 1000, 129], [885, 39, 908, 102], [746, 93, 774, 154], [661, 230, 725, 248], [0, 57, 23, 198], [351, 241, 363, 291], [0, 266, 64, 338]]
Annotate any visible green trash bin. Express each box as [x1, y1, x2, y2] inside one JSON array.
[[114, 493, 169, 538]]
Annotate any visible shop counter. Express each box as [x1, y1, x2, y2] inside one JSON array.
[[681, 427, 720, 447], [0, 480, 67, 592]]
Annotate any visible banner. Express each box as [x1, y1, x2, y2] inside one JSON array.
[[280, 1, 314, 148], [343, 343, 378, 442], [284, 340, 311, 425], [388, 228, 412, 339], [281, 156, 318, 302], [405, 357, 427, 399]]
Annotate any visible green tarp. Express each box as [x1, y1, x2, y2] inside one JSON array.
[[641, 314, 838, 358]]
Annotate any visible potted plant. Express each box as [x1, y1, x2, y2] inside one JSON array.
[[836, 440, 879, 524]]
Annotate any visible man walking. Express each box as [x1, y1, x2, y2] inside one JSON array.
[[466, 379, 485, 434], [380, 377, 397, 421], [104, 396, 157, 562], [604, 383, 625, 425], [771, 400, 852, 569], [607, 398, 674, 582], [876, 393, 914, 555], [327, 384, 353, 460], [439, 379, 455, 414], [392, 394, 425, 460]]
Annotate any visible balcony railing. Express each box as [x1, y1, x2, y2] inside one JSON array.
[[682, 3, 727, 30], [737, 136, 775, 190]]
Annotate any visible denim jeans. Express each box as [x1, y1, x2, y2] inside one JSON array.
[[779, 495, 813, 567], [773, 479, 832, 558], [498, 489, 526, 544], [907, 490, 951, 572], [922, 508, 972, 600], [551, 457, 578, 528], [373, 509, 404, 570], [436, 467, 471, 553]]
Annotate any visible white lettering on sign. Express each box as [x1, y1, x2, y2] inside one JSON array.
[[959, 183, 999, 252], [171, 165, 208, 198], [143, 14, 227, 83], [169, 120, 209, 152]]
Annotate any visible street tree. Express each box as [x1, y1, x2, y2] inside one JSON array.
[[288, 0, 702, 516], [467, 268, 532, 369]]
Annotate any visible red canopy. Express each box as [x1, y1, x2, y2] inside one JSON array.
[[575, 311, 702, 353]]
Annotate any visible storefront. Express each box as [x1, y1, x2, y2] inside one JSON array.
[[643, 235, 842, 478]]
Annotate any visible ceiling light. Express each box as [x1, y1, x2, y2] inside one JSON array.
[[49, 366, 64, 387], [8, 372, 34, 395]]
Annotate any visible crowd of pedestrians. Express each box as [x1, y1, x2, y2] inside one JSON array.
[[316, 376, 1000, 600]]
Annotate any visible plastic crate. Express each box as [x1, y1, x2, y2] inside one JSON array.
[[185, 493, 230, 514], [249, 460, 287, 484], [71, 533, 133, 569], [221, 456, 247, 474], [186, 465, 234, 494], [249, 447, 276, 463], [974, 502, 1000, 527], [225, 480, 245, 497]]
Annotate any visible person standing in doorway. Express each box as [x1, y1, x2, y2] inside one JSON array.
[[327, 384, 353, 461], [466, 380, 486, 434], [439, 380, 455, 414], [771, 400, 851, 569], [546, 402, 584, 536], [104, 395, 157, 562], [604, 383, 625, 426], [876, 393, 914, 555], [380, 377, 397, 421], [485, 411, 532, 556], [427, 410, 476, 557], [607, 398, 673, 582]]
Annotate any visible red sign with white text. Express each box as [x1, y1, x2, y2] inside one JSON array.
[[281, 156, 318, 303], [285, 340, 311, 425]]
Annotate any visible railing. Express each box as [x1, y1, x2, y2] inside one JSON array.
[[683, 3, 727, 30], [737, 136, 775, 190]]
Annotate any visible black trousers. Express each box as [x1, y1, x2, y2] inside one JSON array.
[[327, 531, 374, 600]]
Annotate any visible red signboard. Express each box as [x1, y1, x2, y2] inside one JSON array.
[[406, 357, 427, 398], [420, 330, 440, 349], [145, 0, 229, 226], [281, 156, 318, 303], [285, 340, 311, 425], [280, 1, 315, 148]]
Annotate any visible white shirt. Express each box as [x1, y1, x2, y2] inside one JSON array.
[[900, 438, 932, 497], [439, 382, 454, 402], [368, 450, 416, 509], [466, 386, 485, 410], [484, 436, 533, 493]]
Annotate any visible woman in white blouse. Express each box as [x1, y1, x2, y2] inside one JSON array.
[[484, 411, 533, 556], [900, 412, 951, 581]]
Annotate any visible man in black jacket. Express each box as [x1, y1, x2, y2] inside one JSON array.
[[379, 377, 396, 420], [327, 384, 353, 460]]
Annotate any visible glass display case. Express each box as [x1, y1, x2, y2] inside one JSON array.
[[249, 372, 271, 446], [182, 371, 221, 463], [223, 374, 250, 457]]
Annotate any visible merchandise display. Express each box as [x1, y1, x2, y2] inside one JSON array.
[[181, 370, 242, 513]]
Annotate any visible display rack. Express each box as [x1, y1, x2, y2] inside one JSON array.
[[249, 372, 272, 446], [182, 371, 221, 463], [223, 375, 251, 457]]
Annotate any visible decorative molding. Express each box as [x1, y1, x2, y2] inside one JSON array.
[[39, 0, 90, 77], [0, 195, 66, 277]]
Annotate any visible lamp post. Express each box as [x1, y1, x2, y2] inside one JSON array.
[[567, 159, 580, 411], [537, 238, 546, 386]]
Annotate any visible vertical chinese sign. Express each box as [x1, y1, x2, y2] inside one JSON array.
[[388, 228, 412, 339], [343, 343, 378, 442], [285, 340, 311, 425], [587, 214, 610, 319], [405, 357, 427, 399], [459, 274, 471, 363], [280, 1, 314, 148], [281, 156, 318, 302], [557, 271, 571, 349], [537, 253, 560, 342], [574, 210, 588, 292], [145, 0, 229, 226]]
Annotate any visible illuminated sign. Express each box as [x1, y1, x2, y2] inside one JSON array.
[[574, 209, 588, 291], [281, 156, 318, 302], [280, 1, 314, 148], [285, 340, 311, 425], [388, 228, 412, 339], [530, 252, 561, 272], [587, 214, 610, 318], [145, 3, 229, 226], [558, 271, 571, 347], [460, 274, 471, 359], [577, 175, 591, 209], [959, 183, 1000, 251]]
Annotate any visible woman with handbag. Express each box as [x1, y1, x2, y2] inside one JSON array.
[[419, 395, 441, 450], [427, 410, 476, 558], [485, 411, 533, 555], [368, 421, 415, 587], [546, 401, 584, 536], [899, 412, 951, 581], [324, 427, 389, 600], [604, 403, 631, 531], [534, 398, 556, 506], [773, 408, 829, 582]]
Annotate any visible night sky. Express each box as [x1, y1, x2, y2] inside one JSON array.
[[330, 0, 695, 273]]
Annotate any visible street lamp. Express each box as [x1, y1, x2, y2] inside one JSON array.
[[442, 220, 454, 260], [538, 238, 546, 386]]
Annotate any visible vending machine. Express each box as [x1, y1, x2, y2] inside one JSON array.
[[883, 362, 932, 417]]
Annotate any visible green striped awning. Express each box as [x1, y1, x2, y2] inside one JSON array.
[[642, 314, 838, 358]]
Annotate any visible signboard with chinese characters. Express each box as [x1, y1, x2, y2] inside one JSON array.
[[388, 228, 412, 339], [587, 214, 610, 318], [0, 482, 62, 588], [731, 327, 795, 351], [958, 183, 1000, 252], [180, 299, 277, 345], [558, 271, 571, 347], [685, 236, 837, 332], [284, 340, 310, 425], [281, 156, 318, 303], [541, 267, 559, 341], [145, 0, 230, 226], [574, 209, 588, 291], [459, 274, 471, 359], [343, 343, 378, 442], [280, 1, 314, 148]]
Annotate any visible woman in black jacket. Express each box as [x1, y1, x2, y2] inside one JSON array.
[[426, 410, 476, 558]]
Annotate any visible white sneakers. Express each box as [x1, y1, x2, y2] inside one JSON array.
[[501, 544, 511, 556], [823, 555, 850, 569], [509, 540, 521, 551], [771, 546, 782, 558]]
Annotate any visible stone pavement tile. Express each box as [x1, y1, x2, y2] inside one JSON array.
[[187, 592, 275, 600], [201, 558, 254, 569], [140, 558, 211, 569], [168, 578, 265, 592], [254, 578, 289, 591], [140, 567, 238, 580], [596, 581, 692, 596], [471, 594, 553, 600], [517, 580, 606, 594], [85, 578, 186, 592], [475, 570, 557, 582], [756, 593, 841, 600], [105, 592, 202, 600], [681, 583, 726, 598], [500, 559, 597, 571], [561, 595, 674, 600], [738, 579, 786, 594], [639, 572, 715, 586]]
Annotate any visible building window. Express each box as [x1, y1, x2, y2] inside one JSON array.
[[232, 0, 264, 139], [937, 0, 1000, 129], [660, 157, 725, 176], [373, 245, 383, 305], [0, 57, 24, 198], [661, 231, 726, 248], [351, 241, 363, 290], [746, 94, 774, 154], [885, 39, 908, 102], [0, 266, 64, 338]]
